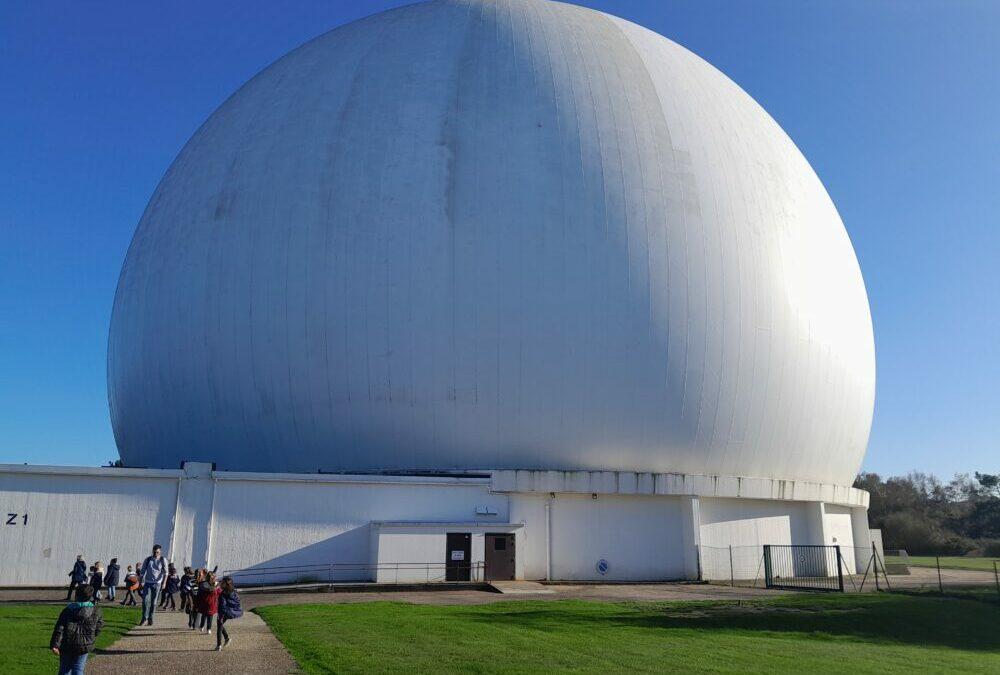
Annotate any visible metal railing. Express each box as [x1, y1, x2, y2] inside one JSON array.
[[222, 561, 486, 586]]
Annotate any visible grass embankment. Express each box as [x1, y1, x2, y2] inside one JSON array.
[[258, 594, 1000, 674], [1, 604, 140, 674], [891, 555, 1000, 572]]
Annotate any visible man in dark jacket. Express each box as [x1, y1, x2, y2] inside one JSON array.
[[66, 555, 87, 601], [51, 585, 104, 675]]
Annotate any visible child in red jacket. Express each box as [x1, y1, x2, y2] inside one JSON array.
[[198, 572, 219, 634]]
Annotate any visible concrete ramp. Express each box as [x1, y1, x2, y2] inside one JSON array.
[[489, 581, 556, 595]]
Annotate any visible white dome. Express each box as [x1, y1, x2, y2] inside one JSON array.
[[109, 0, 875, 485]]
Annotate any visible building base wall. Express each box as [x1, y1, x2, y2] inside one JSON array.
[[0, 463, 868, 586]]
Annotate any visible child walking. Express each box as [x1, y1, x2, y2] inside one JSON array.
[[120, 565, 139, 606], [198, 571, 218, 634], [89, 563, 104, 603], [187, 569, 203, 629], [216, 576, 242, 651], [66, 555, 87, 601], [160, 564, 179, 610], [179, 566, 194, 614], [50, 585, 104, 674], [105, 558, 120, 602]]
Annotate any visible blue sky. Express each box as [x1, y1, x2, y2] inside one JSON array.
[[1, 1, 997, 478]]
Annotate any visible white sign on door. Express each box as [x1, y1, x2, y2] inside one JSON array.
[[451, 550, 465, 561]]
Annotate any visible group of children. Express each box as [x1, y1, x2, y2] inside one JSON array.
[[76, 558, 162, 609], [181, 567, 243, 649], [66, 555, 243, 652]]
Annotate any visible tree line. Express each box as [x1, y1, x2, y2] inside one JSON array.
[[854, 471, 1000, 556]]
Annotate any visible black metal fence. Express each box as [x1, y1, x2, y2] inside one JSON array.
[[702, 544, 1000, 599], [763, 545, 844, 591]]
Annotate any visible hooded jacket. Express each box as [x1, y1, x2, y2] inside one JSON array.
[[50, 602, 104, 655], [197, 582, 219, 615], [104, 563, 121, 587], [219, 590, 243, 620], [69, 560, 88, 584]]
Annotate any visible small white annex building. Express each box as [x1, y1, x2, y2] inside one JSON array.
[[2, 1, 877, 587]]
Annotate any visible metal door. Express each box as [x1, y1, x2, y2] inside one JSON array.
[[485, 533, 515, 580], [445, 532, 471, 581]]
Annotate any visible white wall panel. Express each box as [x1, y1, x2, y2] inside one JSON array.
[[549, 494, 685, 581], [823, 503, 858, 573], [509, 493, 549, 580], [0, 472, 176, 585], [698, 497, 817, 580]]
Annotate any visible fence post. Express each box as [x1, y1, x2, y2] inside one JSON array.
[[993, 561, 999, 600], [873, 551, 879, 592], [835, 545, 844, 592], [729, 545, 735, 587], [762, 545, 772, 589], [936, 556, 943, 593]]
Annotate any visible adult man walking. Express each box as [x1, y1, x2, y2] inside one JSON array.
[[138, 544, 167, 626], [66, 555, 87, 601]]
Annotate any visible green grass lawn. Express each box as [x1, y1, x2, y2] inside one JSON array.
[[889, 555, 1000, 572], [258, 594, 1000, 674], [1, 603, 140, 674]]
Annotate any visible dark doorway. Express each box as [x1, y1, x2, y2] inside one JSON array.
[[445, 532, 471, 581], [485, 533, 515, 581]]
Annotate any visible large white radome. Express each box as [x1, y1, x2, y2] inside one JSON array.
[[109, 0, 875, 485]]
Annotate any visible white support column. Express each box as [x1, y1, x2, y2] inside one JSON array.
[[169, 462, 216, 568], [810, 501, 838, 576], [680, 495, 701, 580], [808, 501, 829, 545], [850, 506, 872, 571], [544, 496, 552, 581]]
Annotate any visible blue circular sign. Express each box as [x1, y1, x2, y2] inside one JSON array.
[[596, 559, 609, 575]]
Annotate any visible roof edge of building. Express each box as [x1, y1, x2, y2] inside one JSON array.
[[0, 463, 867, 508], [489, 469, 869, 509]]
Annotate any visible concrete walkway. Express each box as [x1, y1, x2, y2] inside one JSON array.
[[89, 608, 298, 674]]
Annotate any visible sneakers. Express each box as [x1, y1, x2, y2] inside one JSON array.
[[138, 619, 146, 627], [215, 645, 224, 651], [207, 629, 212, 635]]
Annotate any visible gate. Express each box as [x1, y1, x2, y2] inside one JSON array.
[[763, 545, 845, 592]]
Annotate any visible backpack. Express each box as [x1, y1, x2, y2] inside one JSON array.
[[224, 591, 243, 619]]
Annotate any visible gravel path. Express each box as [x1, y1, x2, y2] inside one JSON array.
[[87, 607, 298, 674]]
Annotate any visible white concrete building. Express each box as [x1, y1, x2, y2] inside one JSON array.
[[0, 462, 869, 585], [2, 0, 876, 586]]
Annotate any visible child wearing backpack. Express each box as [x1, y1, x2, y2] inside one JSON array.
[[120, 565, 139, 606], [187, 569, 204, 629], [160, 564, 180, 610], [216, 576, 242, 651], [179, 566, 194, 613]]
